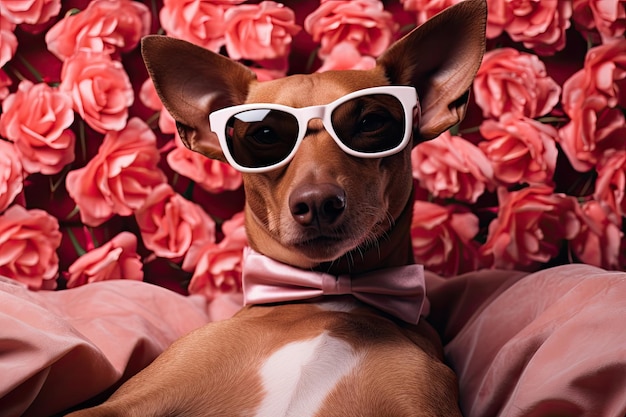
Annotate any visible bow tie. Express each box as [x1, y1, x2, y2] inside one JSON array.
[[241, 248, 428, 324]]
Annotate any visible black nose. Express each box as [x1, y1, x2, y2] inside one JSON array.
[[289, 183, 346, 228]]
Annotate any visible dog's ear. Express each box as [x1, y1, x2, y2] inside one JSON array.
[[141, 35, 257, 161], [376, 0, 486, 141]]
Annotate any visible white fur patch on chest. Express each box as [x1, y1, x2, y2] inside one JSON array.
[[314, 296, 361, 314], [253, 331, 361, 417]]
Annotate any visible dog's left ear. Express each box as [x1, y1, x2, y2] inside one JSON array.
[[377, 0, 486, 141]]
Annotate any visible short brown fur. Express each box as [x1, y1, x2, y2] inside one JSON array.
[[66, 1, 486, 416]]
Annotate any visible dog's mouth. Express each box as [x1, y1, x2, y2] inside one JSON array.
[[285, 228, 358, 262], [284, 220, 384, 263]]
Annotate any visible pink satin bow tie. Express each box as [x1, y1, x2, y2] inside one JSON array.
[[242, 248, 428, 324]]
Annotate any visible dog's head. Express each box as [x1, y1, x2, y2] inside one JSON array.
[[142, 0, 486, 272]]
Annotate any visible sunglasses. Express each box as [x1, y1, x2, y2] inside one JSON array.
[[209, 86, 419, 173]]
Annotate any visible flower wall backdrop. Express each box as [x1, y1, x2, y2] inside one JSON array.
[[0, 0, 625, 304]]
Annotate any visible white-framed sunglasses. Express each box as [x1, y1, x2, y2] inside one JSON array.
[[209, 86, 419, 173]]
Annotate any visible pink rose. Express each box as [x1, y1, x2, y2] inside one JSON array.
[[0, 15, 17, 67], [594, 150, 626, 219], [66, 118, 167, 227], [479, 114, 558, 186], [0, 69, 11, 101], [0, 80, 75, 175], [480, 186, 581, 270], [166, 137, 242, 194], [224, 1, 301, 61], [160, 0, 242, 52], [0, 0, 60, 25], [558, 94, 626, 172], [304, 0, 397, 59], [572, 0, 626, 44], [139, 78, 177, 135], [0, 140, 23, 213], [401, 0, 462, 26], [570, 200, 622, 270], [503, 0, 572, 55], [316, 41, 377, 72], [65, 231, 143, 288], [135, 183, 216, 262], [484, 0, 510, 38], [0, 205, 62, 290], [473, 48, 561, 119], [45, 0, 151, 60], [411, 131, 494, 203], [182, 211, 247, 301], [411, 200, 481, 276], [562, 41, 626, 114], [59, 49, 134, 133]]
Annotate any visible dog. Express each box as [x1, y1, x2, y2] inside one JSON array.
[[66, 1, 486, 415]]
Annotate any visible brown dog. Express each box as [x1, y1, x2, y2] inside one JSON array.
[[66, 1, 486, 416]]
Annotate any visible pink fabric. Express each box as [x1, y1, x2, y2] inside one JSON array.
[[0, 277, 211, 417], [242, 248, 427, 324], [426, 264, 626, 417], [2, 264, 626, 416]]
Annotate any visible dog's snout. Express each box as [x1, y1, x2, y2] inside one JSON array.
[[289, 184, 346, 228]]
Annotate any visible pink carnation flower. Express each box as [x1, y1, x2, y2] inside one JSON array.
[[558, 94, 626, 173], [65, 231, 143, 288], [473, 48, 561, 119], [0, 205, 62, 290], [562, 40, 626, 115], [45, 0, 151, 60], [316, 41, 377, 72], [183, 211, 247, 301], [571, 200, 622, 270], [401, 0, 463, 26], [503, 0, 572, 55], [139, 78, 177, 135], [0, 15, 17, 67], [66, 118, 167, 227], [594, 150, 626, 219], [0, 80, 75, 175], [411, 131, 494, 203], [0, 0, 61, 25], [59, 49, 134, 133], [0, 69, 11, 101], [160, 0, 244, 52], [135, 183, 217, 262], [572, 0, 626, 44], [0, 140, 23, 213], [224, 1, 301, 61], [481, 186, 581, 270], [411, 200, 481, 276], [166, 137, 242, 194], [304, 0, 397, 59], [479, 114, 558, 186]]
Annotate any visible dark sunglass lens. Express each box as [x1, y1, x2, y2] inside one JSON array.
[[225, 109, 299, 169], [331, 94, 405, 153]]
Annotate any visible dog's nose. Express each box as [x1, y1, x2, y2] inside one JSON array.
[[289, 183, 346, 228]]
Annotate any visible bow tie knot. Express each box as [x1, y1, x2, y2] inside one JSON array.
[[241, 248, 428, 324], [323, 274, 352, 295]]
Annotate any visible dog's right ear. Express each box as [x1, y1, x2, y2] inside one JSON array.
[[376, 0, 486, 141], [141, 35, 257, 161]]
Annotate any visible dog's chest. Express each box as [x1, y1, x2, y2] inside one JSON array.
[[253, 330, 362, 417]]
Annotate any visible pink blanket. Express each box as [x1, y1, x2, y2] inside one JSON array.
[[2, 265, 625, 416]]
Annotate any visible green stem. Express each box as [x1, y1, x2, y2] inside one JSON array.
[[66, 228, 86, 257], [79, 119, 87, 161], [17, 54, 44, 83]]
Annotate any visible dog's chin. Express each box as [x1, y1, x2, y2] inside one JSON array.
[[288, 235, 357, 263]]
